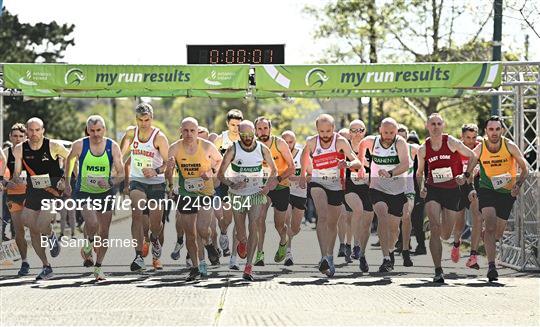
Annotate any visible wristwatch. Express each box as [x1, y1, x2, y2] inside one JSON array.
[[464, 171, 471, 178]]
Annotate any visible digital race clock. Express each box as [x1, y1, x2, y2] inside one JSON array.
[[187, 44, 285, 64]]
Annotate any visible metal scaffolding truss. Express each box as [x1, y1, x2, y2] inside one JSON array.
[[487, 62, 539, 271]]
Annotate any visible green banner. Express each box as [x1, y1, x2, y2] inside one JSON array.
[[3, 64, 250, 97], [254, 87, 475, 99], [254, 63, 502, 92]]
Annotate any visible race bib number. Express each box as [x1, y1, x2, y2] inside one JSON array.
[[87, 175, 107, 188], [432, 167, 454, 183], [491, 173, 512, 190], [30, 174, 51, 189], [350, 171, 367, 185], [133, 156, 152, 169], [318, 168, 340, 187], [184, 177, 205, 192]]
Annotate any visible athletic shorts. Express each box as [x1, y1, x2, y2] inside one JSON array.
[[478, 188, 516, 221], [177, 196, 201, 214], [214, 183, 230, 203], [75, 190, 115, 212], [24, 189, 61, 211], [345, 182, 373, 212], [129, 181, 166, 200], [289, 194, 307, 211], [369, 188, 407, 217], [308, 182, 344, 206], [228, 192, 267, 213], [6, 194, 25, 213], [425, 185, 461, 212], [268, 187, 290, 212]]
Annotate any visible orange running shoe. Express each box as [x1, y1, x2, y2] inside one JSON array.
[[237, 241, 247, 259], [152, 258, 163, 270]]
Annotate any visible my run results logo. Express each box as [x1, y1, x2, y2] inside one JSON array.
[[93, 69, 191, 86]]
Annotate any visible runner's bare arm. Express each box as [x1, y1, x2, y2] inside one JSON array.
[[336, 137, 362, 170], [165, 141, 179, 186], [64, 139, 83, 186], [261, 144, 278, 194], [123, 156, 131, 193], [206, 141, 223, 174], [416, 144, 426, 190], [357, 136, 375, 167], [119, 127, 135, 160], [506, 140, 529, 189], [50, 140, 70, 160], [154, 132, 169, 175], [11, 143, 23, 180], [0, 149, 6, 178], [213, 134, 223, 150], [217, 145, 235, 186], [300, 137, 315, 177], [111, 141, 125, 186], [276, 137, 295, 180], [449, 135, 477, 176], [392, 138, 410, 176]]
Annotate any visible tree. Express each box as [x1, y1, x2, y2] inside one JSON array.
[[1, 8, 81, 141]]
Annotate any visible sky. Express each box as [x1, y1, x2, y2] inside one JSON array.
[[5, 0, 539, 64]]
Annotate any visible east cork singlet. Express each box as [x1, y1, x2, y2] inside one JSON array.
[[130, 127, 165, 184], [369, 136, 406, 195], [22, 138, 63, 195], [479, 137, 517, 193], [425, 135, 463, 189], [175, 140, 214, 197], [228, 141, 264, 196], [77, 138, 113, 194]]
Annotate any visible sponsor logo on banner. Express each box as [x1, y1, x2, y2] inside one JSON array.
[[305, 68, 328, 87], [64, 68, 86, 85], [204, 70, 237, 86]]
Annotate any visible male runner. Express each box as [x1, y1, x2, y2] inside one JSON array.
[[472, 116, 528, 281], [254, 117, 294, 266], [416, 113, 477, 282], [218, 120, 276, 281], [299, 114, 363, 277], [120, 103, 169, 271]]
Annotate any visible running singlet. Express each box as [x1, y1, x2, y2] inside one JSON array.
[[289, 145, 307, 198], [369, 136, 406, 195], [311, 133, 343, 191], [228, 141, 264, 196], [77, 138, 113, 194], [21, 138, 63, 195], [262, 136, 290, 189], [460, 141, 480, 174], [425, 135, 463, 189], [130, 127, 165, 184], [219, 131, 234, 154], [479, 137, 517, 193], [175, 140, 214, 197], [6, 147, 27, 195], [347, 140, 368, 186]]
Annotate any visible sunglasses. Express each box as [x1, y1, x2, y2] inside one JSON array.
[[239, 132, 254, 138], [350, 128, 366, 133]]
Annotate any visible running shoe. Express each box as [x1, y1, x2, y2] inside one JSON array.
[[186, 267, 200, 282], [219, 233, 229, 252], [81, 243, 94, 267], [466, 255, 480, 270], [18, 262, 30, 277], [359, 256, 369, 273], [186, 253, 192, 267], [142, 240, 150, 258], [371, 240, 380, 247], [402, 250, 413, 267], [487, 267, 499, 282], [130, 255, 146, 272], [151, 237, 162, 259], [199, 261, 208, 278], [242, 264, 254, 281], [414, 244, 427, 255], [451, 244, 460, 263], [237, 240, 247, 259], [36, 265, 53, 280], [378, 259, 393, 273], [94, 266, 106, 281], [223, 248, 231, 257], [319, 257, 330, 275], [48, 232, 61, 257], [274, 240, 287, 263], [389, 251, 395, 269], [229, 255, 240, 270], [351, 245, 361, 260], [433, 272, 445, 283], [254, 251, 265, 266], [344, 244, 352, 263], [284, 251, 294, 266], [327, 256, 335, 277], [152, 258, 163, 270], [337, 243, 346, 257], [205, 244, 220, 265], [171, 241, 183, 260]]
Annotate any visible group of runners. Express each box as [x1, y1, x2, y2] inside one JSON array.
[[0, 104, 529, 283]]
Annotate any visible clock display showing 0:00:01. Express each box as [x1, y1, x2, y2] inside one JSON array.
[[208, 49, 272, 64]]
